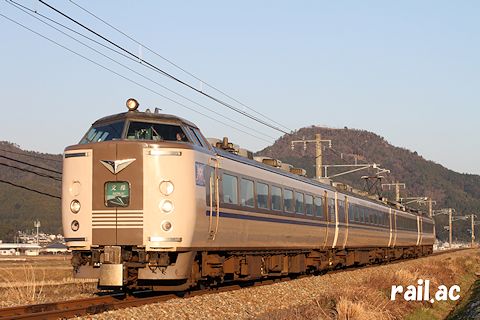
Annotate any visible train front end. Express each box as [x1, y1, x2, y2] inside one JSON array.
[[62, 99, 206, 290]]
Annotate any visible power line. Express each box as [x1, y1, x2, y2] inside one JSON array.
[[69, 0, 292, 133], [0, 12, 273, 144], [38, 0, 289, 135], [0, 155, 62, 175], [0, 162, 62, 181], [0, 179, 60, 199], [0, 147, 61, 163], [6, 0, 277, 141]]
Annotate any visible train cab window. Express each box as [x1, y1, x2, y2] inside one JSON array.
[[271, 186, 283, 211], [305, 195, 313, 216], [284, 189, 294, 213], [190, 127, 209, 148], [240, 178, 254, 207], [80, 121, 124, 144], [126, 121, 189, 142], [222, 174, 238, 204], [295, 192, 304, 215], [256, 182, 269, 209], [187, 128, 202, 145], [314, 197, 324, 218]]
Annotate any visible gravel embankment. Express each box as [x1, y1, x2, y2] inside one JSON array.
[[79, 249, 480, 320]]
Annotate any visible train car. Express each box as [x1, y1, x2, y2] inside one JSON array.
[[62, 99, 435, 291]]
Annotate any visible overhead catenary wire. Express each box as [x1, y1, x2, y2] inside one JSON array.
[[5, 0, 277, 141], [0, 154, 62, 175], [0, 147, 62, 163], [68, 0, 292, 133], [0, 13, 273, 144], [37, 0, 290, 135], [0, 162, 62, 181], [0, 178, 60, 199]]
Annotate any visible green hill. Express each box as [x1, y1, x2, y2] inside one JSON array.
[[0, 141, 62, 241], [257, 126, 480, 243]]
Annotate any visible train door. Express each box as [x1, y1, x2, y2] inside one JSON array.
[[332, 192, 340, 248], [392, 210, 398, 247], [388, 208, 393, 247], [342, 196, 349, 249], [417, 216, 422, 246], [322, 191, 329, 249], [207, 157, 220, 240]]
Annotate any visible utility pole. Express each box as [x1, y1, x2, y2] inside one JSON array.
[[428, 198, 433, 218], [449, 208, 452, 248], [471, 214, 475, 248], [381, 182, 406, 202], [33, 220, 41, 245], [291, 134, 332, 181], [315, 134, 322, 180], [433, 208, 461, 249]]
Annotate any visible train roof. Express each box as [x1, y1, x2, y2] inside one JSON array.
[[92, 110, 199, 129]]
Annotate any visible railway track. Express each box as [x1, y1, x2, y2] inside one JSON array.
[[0, 248, 470, 320]]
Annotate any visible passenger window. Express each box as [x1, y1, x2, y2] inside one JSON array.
[[328, 198, 335, 222], [338, 200, 345, 223], [222, 174, 238, 204], [271, 186, 283, 211], [314, 197, 324, 218], [256, 182, 269, 209], [348, 204, 355, 221], [284, 189, 294, 213], [295, 192, 304, 215], [240, 178, 254, 207], [305, 195, 313, 216]]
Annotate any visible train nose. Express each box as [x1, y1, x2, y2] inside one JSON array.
[[91, 141, 145, 246]]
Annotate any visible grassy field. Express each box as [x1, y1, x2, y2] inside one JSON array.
[[0, 255, 97, 307], [258, 249, 480, 320]]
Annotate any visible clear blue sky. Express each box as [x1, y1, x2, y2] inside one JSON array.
[[1, 1, 479, 174]]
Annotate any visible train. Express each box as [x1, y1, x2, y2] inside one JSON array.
[[62, 98, 435, 291]]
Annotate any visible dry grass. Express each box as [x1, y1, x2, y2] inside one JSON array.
[[0, 256, 97, 307], [0, 264, 46, 306], [258, 250, 480, 320]]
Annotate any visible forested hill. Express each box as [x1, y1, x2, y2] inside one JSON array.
[[257, 126, 480, 242], [0, 141, 62, 241]]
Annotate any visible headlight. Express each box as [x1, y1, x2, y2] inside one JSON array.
[[71, 220, 80, 231], [160, 200, 174, 213], [159, 180, 174, 196], [161, 221, 172, 232], [70, 200, 81, 213], [126, 98, 139, 111]]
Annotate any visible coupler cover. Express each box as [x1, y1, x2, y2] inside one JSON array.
[[99, 264, 123, 286]]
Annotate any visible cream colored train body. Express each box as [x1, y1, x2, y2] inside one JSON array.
[[62, 104, 434, 290]]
